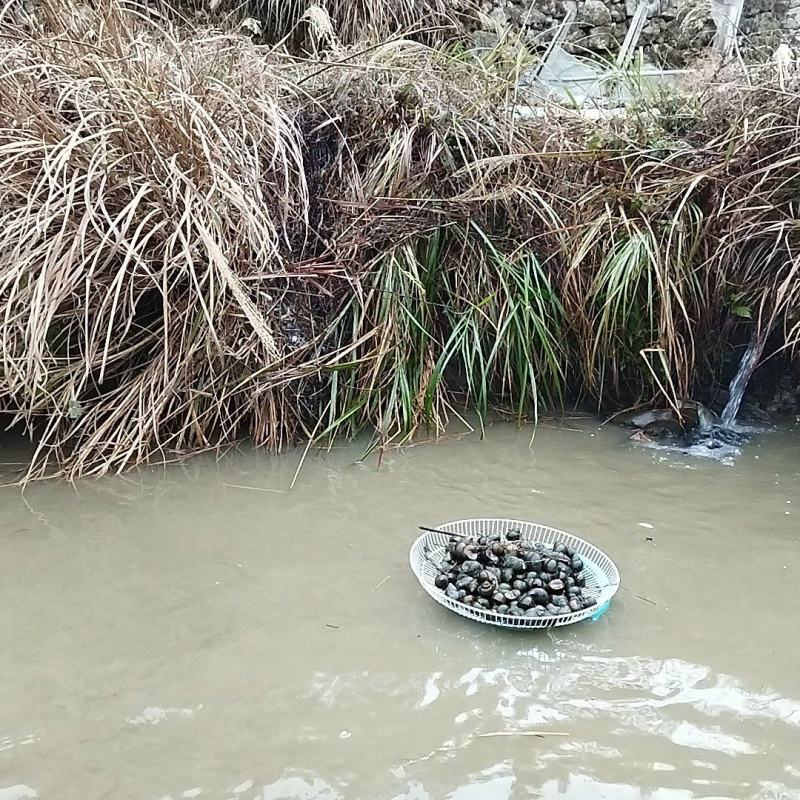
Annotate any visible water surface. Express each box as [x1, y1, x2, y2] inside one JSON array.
[[1, 419, 799, 800]]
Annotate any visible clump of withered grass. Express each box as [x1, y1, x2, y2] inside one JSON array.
[[0, 0, 799, 479]]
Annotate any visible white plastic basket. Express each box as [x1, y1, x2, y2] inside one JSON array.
[[409, 518, 620, 629]]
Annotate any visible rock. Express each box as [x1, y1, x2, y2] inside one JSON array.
[[538, 0, 560, 15], [508, 5, 550, 27], [487, 5, 508, 26], [467, 0, 800, 64], [584, 25, 614, 48], [578, 0, 613, 26], [786, 7, 800, 30], [560, 0, 579, 17], [660, 0, 678, 20], [473, 29, 502, 49]]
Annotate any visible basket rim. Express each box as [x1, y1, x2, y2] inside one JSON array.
[[409, 517, 620, 629]]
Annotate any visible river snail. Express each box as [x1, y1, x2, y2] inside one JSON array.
[[434, 534, 600, 618], [445, 583, 460, 600], [456, 574, 474, 590], [490, 541, 506, 558], [461, 560, 483, 577], [503, 555, 527, 574]]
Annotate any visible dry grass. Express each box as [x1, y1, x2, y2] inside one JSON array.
[[0, 0, 799, 479], [181, 0, 459, 45]]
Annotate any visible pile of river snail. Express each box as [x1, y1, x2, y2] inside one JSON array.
[[434, 530, 597, 618]]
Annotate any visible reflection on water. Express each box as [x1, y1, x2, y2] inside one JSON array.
[[260, 777, 341, 800], [0, 420, 799, 798]]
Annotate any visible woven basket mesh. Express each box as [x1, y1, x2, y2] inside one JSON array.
[[409, 518, 620, 629]]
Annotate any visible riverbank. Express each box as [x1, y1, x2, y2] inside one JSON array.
[[1, 1, 799, 479]]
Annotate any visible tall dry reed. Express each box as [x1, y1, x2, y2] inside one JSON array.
[[0, 0, 798, 479]]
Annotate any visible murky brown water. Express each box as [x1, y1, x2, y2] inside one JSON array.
[[1, 419, 799, 800]]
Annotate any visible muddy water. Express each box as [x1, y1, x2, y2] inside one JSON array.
[[1, 420, 799, 800]]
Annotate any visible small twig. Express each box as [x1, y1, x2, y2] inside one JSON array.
[[223, 482, 285, 493], [372, 575, 391, 591], [325, 623, 339, 629], [477, 731, 568, 738], [418, 525, 466, 538], [621, 586, 656, 606], [290, 414, 325, 490]]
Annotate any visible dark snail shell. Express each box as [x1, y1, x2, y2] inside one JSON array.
[[432, 528, 599, 621], [503, 556, 527, 574], [524, 554, 544, 571], [543, 550, 571, 566], [463, 545, 480, 562], [530, 588, 550, 606], [461, 560, 482, 577], [445, 583, 460, 600]]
